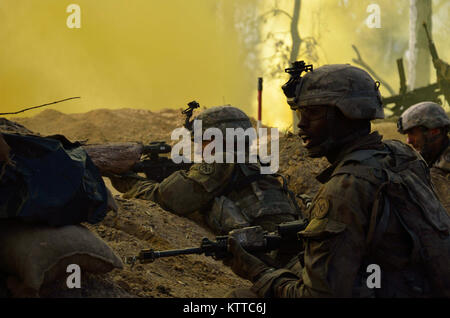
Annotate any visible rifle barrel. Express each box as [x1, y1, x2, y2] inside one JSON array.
[[423, 22, 439, 61], [153, 247, 204, 258], [137, 247, 205, 263]]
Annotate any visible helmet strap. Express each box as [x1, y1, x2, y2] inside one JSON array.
[[306, 108, 371, 161], [421, 129, 449, 165]]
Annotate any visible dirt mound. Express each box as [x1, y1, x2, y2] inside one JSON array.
[[10, 108, 189, 144]]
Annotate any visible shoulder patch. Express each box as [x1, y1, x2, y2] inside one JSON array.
[[445, 152, 450, 162], [198, 162, 215, 175], [312, 198, 330, 219], [434, 146, 450, 173]]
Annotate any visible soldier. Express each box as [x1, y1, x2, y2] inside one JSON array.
[[109, 106, 301, 236], [397, 102, 449, 214], [223, 64, 450, 298]]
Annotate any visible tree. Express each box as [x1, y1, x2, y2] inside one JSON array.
[[408, 0, 432, 90], [259, 0, 319, 132]]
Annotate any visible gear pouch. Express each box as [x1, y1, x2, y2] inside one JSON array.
[[207, 195, 250, 234]]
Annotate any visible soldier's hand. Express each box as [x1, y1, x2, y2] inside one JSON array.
[[108, 173, 140, 193], [223, 237, 271, 282]]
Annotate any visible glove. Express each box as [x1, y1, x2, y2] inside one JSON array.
[[108, 173, 141, 193], [223, 237, 273, 282]]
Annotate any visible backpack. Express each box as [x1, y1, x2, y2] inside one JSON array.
[[334, 140, 450, 297], [0, 133, 109, 226]]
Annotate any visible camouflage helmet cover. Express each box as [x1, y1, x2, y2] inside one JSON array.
[[290, 64, 385, 120], [398, 101, 450, 133], [193, 105, 252, 134]]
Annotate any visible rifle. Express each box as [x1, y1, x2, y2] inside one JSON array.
[[382, 57, 443, 116], [84, 141, 192, 183], [124, 218, 308, 266], [423, 22, 450, 104], [382, 23, 450, 117], [423, 22, 439, 64], [84, 101, 201, 183]]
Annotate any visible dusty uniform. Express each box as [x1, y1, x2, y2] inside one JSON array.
[[117, 161, 300, 234], [430, 142, 450, 214], [246, 132, 450, 298]]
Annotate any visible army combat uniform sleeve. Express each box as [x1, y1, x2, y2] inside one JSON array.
[[122, 162, 235, 216], [430, 145, 450, 215], [252, 173, 373, 297]]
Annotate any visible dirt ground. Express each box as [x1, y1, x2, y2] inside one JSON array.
[[1, 108, 401, 298]]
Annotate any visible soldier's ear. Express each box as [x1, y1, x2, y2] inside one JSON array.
[[429, 128, 441, 137]]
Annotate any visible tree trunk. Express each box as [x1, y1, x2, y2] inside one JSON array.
[[408, 0, 432, 90], [289, 0, 302, 63], [291, 0, 302, 133]]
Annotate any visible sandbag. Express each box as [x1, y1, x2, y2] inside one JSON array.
[[0, 220, 123, 295]]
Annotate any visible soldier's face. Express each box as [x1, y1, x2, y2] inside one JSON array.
[[296, 106, 329, 149], [405, 127, 427, 152]]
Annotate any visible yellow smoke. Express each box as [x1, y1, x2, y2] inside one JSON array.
[[0, 0, 260, 117], [259, 0, 450, 130], [1, 0, 449, 131]]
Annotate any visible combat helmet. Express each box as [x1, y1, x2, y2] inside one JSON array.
[[192, 105, 252, 135], [285, 63, 385, 120], [397, 101, 450, 134]]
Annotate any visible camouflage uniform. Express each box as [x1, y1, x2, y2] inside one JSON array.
[[112, 106, 301, 235], [226, 64, 450, 298], [117, 162, 299, 234], [398, 101, 450, 214], [430, 143, 450, 213]]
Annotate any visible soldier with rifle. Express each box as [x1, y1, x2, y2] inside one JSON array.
[[219, 61, 450, 298], [98, 102, 302, 244]]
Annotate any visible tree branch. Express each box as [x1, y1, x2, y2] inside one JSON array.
[[258, 8, 293, 22], [351, 45, 395, 96], [0, 97, 81, 115]]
